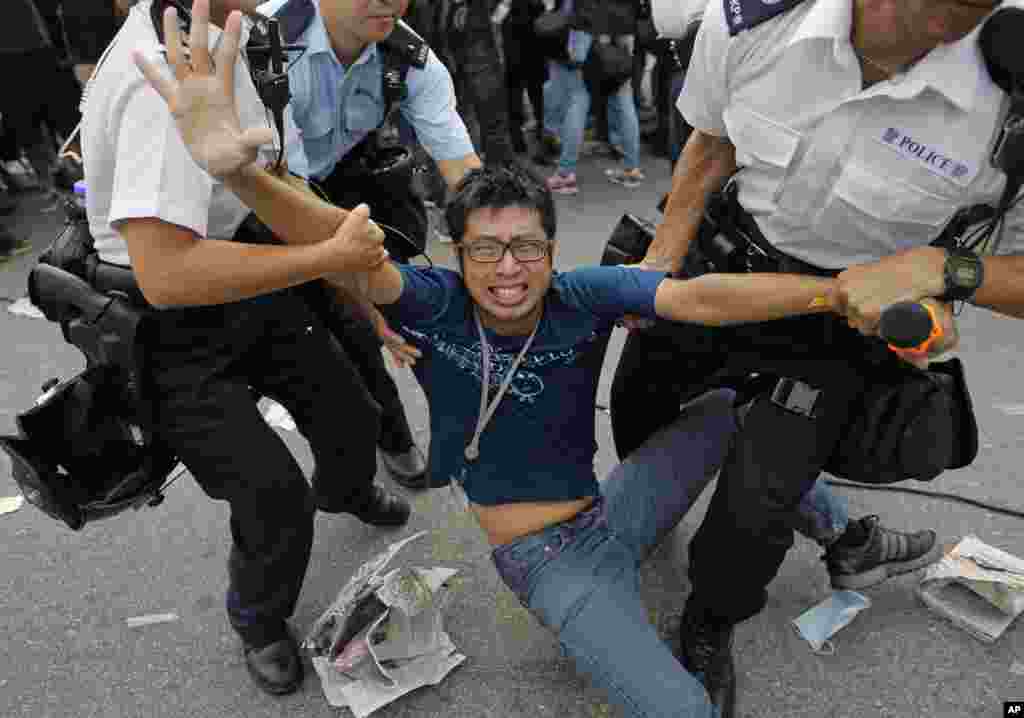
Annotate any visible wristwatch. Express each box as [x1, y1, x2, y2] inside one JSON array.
[[938, 246, 985, 302]]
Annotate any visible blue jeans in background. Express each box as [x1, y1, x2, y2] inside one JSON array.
[[543, 61, 568, 138], [604, 35, 642, 171], [491, 389, 737, 718], [547, 30, 594, 175]]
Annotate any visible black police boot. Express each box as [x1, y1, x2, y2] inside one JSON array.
[[678, 608, 736, 718], [244, 633, 303, 696], [344, 485, 411, 527]]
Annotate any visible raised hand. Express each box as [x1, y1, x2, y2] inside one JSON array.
[[132, 0, 274, 178]]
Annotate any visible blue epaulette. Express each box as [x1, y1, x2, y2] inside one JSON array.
[[271, 0, 316, 44], [723, 0, 808, 36]]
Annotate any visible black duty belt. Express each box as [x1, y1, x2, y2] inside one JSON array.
[[701, 182, 841, 279], [84, 255, 149, 307]]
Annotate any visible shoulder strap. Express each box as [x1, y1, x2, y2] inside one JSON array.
[[724, 0, 808, 37], [377, 19, 429, 122], [271, 0, 317, 44], [379, 19, 430, 70]]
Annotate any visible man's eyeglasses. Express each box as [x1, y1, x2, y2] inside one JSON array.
[[461, 239, 551, 263], [946, 0, 1000, 10]]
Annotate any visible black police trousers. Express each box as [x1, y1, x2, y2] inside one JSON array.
[[610, 291, 903, 626], [146, 288, 381, 648], [438, 0, 513, 164], [318, 164, 420, 455]]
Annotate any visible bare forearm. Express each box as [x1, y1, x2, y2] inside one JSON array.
[[136, 235, 328, 308], [326, 261, 404, 306], [655, 273, 834, 326], [225, 164, 348, 246], [643, 131, 736, 272], [973, 253, 1024, 319]]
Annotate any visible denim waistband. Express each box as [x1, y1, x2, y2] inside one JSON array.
[[490, 495, 609, 609], [492, 496, 605, 551]]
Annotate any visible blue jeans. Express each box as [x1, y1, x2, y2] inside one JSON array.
[[543, 62, 568, 138], [491, 389, 737, 718], [549, 31, 592, 175], [548, 32, 642, 175], [794, 477, 849, 547], [603, 36, 641, 171]]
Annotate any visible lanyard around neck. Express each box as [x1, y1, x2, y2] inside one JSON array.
[[464, 309, 541, 462]]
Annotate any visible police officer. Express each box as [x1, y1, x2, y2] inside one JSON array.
[[610, 0, 1023, 715], [262, 0, 482, 488], [83, 0, 410, 695]]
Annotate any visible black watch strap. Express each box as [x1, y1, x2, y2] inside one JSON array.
[[938, 246, 984, 302]]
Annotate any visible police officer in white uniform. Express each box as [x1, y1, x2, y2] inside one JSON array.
[[610, 0, 1024, 715], [82, 0, 409, 695]]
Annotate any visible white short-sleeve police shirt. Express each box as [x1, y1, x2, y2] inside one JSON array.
[[678, 0, 1021, 269], [82, 1, 305, 266]]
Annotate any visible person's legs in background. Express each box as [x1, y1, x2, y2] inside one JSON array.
[[453, 0, 513, 164], [547, 30, 592, 195], [603, 35, 644, 189], [538, 62, 566, 165], [502, 18, 531, 155]]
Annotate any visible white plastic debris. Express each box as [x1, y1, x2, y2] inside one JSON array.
[[125, 612, 180, 628], [7, 297, 44, 319], [0, 495, 25, 515]]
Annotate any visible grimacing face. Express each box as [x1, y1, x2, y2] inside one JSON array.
[[458, 206, 555, 336], [320, 0, 411, 46]]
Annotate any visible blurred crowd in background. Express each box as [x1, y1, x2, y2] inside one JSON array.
[[0, 0, 695, 255]]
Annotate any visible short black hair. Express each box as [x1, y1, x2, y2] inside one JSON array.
[[444, 162, 557, 245]]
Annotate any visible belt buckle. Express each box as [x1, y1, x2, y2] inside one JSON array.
[[770, 378, 822, 418]]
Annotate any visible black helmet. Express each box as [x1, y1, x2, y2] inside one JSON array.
[[0, 365, 178, 531]]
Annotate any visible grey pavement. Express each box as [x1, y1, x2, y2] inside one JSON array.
[[2, 153, 1024, 718]]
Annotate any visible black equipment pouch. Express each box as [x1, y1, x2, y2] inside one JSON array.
[[0, 365, 177, 531], [33, 207, 151, 372], [825, 358, 978, 483], [0, 203, 174, 530], [600, 213, 656, 266]]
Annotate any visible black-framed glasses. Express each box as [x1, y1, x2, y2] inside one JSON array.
[[945, 0, 1000, 10], [461, 239, 551, 263]]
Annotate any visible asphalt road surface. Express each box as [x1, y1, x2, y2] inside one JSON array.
[[2, 152, 1024, 718]]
